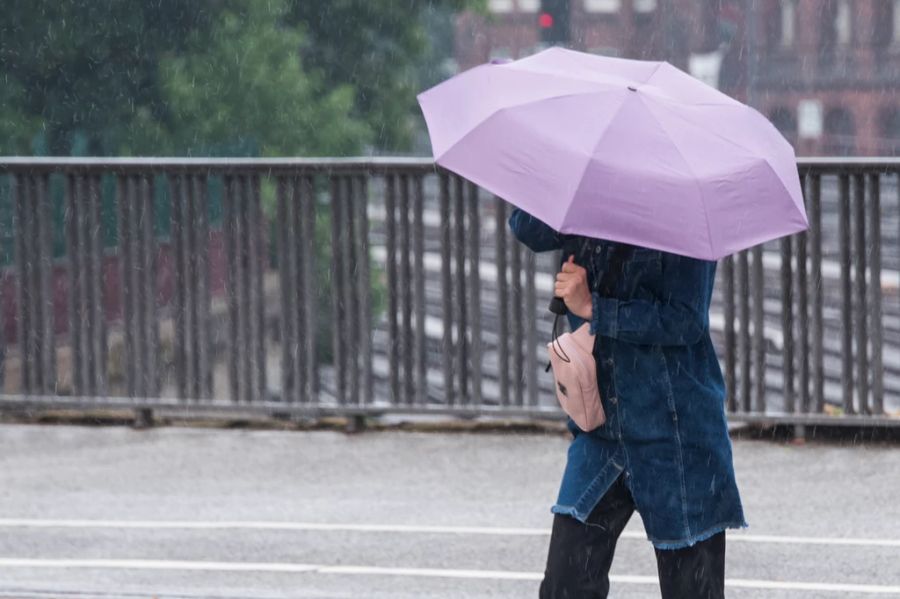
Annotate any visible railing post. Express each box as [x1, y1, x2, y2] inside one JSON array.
[[837, 174, 854, 414], [194, 174, 212, 399], [867, 173, 883, 415], [223, 174, 237, 402], [467, 182, 483, 406], [276, 175, 298, 404], [412, 175, 426, 406], [343, 175, 360, 407], [809, 174, 824, 413], [399, 173, 414, 405], [524, 240, 538, 407], [236, 175, 252, 403], [133, 407, 154, 429], [751, 244, 766, 413], [780, 235, 795, 414], [852, 173, 869, 414], [356, 175, 373, 405], [249, 174, 266, 402], [300, 176, 318, 403], [439, 173, 454, 405], [329, 175, 347, 405], [453, 176, 469, 404], [135, 175, 156, 398], [384, 174, 400, 404], [510, 221, 524, 406], [722, 255, 736, 412], [495, 199, 510, 407], [70, 174, 87, 397], [737, 250, 751, 412], [796, 176, 810, 414]]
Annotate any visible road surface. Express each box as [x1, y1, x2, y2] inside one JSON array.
[[0, 423, 898, 598]]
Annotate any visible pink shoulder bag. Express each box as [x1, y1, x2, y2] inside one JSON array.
[[544, 244, 631, 433], [547, 322, 604, 431]]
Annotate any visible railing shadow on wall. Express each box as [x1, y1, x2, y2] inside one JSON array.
[[0, 157, 897, 428]]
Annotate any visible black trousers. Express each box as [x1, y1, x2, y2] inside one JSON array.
[[539, 475, 726, 599]]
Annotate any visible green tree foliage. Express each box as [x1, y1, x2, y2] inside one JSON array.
[[285, 0, 476, 153], [0, 78, 38, 154], [0, 0, 481, 157], [0, 0, 223, 155], [152, 1, 370, 157]]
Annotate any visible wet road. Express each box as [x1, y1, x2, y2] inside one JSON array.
[[0, 423, 898, 598]]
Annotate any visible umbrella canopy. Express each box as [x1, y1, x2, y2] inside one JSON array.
[[417, 47, 808, 261]]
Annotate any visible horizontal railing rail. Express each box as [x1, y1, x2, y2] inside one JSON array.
[[0, 157, 897, 428]]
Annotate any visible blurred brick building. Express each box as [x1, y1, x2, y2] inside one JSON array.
[[455, 0, 900, 156]]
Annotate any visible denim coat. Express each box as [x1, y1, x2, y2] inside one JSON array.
[[509, 208, 747, 549]]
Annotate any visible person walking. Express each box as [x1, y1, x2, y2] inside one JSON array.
[[420, 47, 806, 596], [509, 208, 747, 599]]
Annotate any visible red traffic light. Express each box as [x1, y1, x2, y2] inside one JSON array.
[[539, 12, 554, 28]]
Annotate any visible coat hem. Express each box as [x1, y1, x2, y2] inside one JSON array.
[[550, 456, 625, 522], [649, 519, 749, 550], [549, 503, 588, 521]]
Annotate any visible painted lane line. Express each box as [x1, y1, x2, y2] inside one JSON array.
[[0, 558, 898, 594], [0, 519, 898, 548]]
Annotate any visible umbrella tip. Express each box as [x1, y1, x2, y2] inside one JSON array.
[[491, 58, 513, 65]]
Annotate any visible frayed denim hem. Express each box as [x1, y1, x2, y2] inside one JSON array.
[[550, 503, 590, 522], [650, 520, 749, 551]]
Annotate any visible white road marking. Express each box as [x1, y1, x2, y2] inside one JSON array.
[[0, 519, 898, 548], [0, 558, 898, 594]]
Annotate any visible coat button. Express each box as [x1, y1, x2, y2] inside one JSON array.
[[605, 358, 614, 366], [595, 246, 602, 254], [609, 396, 618, 405]]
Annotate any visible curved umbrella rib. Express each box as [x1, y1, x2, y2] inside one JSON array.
[[562, 90, 635, 234], [644, 98, 782, 159], [436, 90, 628, 163], [635, 94, 716, 260]]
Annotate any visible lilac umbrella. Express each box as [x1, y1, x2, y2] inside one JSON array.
[[417, 47, 808, 261]]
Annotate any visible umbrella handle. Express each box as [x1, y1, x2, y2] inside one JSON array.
[[548, 296, 568, 315]]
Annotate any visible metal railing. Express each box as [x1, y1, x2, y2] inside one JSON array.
[[0, 157, 896, 427]]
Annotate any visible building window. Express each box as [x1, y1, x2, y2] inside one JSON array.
[[878, 107, 900, 154], [634, 0, 657, 12], [824, 107, 856, 156], [489, 0, 514, 12], [584, 0, 622, 13], [873, 0, 893, 50], [835, 0, 852, 45], [819, 0, 851, 65], [798, 99, 824, 139], [519, 0, 540, 11], [780, 0, 796, 46], [894, 0, 900, 43]]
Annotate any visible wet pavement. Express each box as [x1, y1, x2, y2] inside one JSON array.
[[0, 423, 897, 598]]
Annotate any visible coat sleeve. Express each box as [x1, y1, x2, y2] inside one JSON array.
[[507, 208, 562, 253], [589, 253, 712, 346]]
